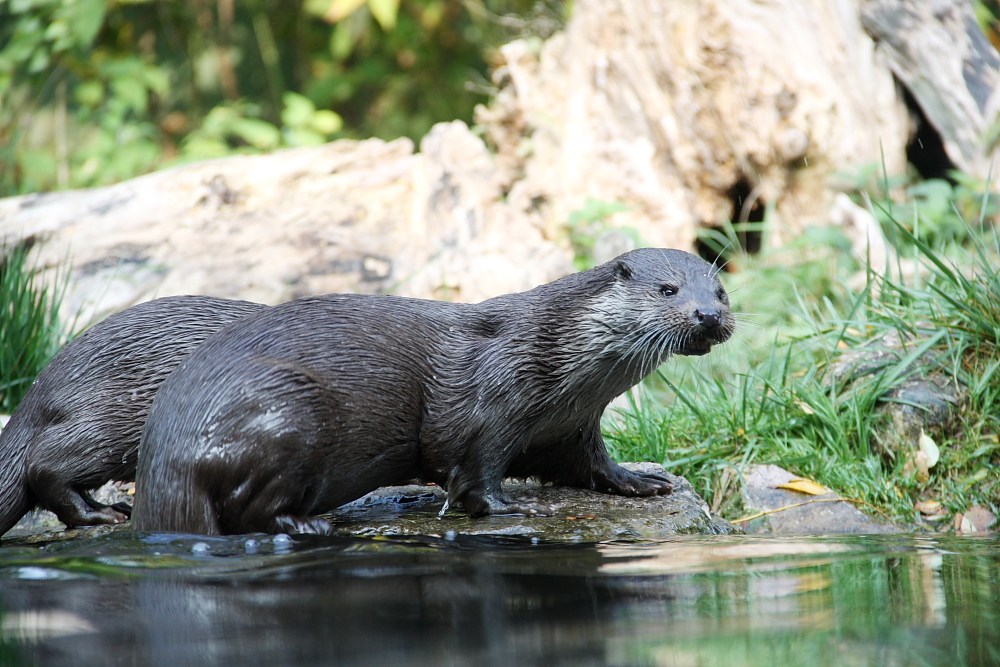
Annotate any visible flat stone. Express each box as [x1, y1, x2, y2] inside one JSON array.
[[326, 464, 738, 541], [4, 464, 737, 544], [739, 464, 900, 535]]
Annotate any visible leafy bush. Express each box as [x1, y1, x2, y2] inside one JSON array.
[[0, 0, 561, 196]]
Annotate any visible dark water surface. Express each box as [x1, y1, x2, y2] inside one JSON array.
[[0, 531, 998, 666]]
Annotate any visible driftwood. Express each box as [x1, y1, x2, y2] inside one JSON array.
[[861, 0, 1000, 181]]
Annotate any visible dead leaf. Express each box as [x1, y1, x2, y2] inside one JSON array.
[[776, 478, 829, 496], [794, 400, 815, 415], [918, 430, 939, 468]]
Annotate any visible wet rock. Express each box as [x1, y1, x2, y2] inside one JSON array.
[[4, 464, 737, 544], [827, 329, 964, 455], [327, 464, 738, 541], [739, 464, 900, 535]]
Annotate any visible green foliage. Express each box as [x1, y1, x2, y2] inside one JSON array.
[[0, 0, 562, 196], [838, 163, 999, 248], [606, 198, 1000, 527], [0, 242, 66, 414]]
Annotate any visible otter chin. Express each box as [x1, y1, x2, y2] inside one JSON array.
[[131, 248, 736, 536]]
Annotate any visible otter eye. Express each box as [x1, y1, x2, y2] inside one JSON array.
[[660, 285, 677, 297], [716, 288, 727, 301]]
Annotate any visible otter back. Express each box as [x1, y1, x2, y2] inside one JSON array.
[[131, 248, 735, 535], [0, 295, 266, 537]]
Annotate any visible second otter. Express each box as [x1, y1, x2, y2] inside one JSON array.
[[132, 248, 735, 535]]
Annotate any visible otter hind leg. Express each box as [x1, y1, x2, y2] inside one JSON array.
[[26, 466, 130, 527]]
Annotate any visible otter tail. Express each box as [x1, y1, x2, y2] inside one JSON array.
[[0, 415, 36, 537]]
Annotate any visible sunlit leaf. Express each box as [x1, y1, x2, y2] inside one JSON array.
[[74, 80, 103, 107], [322, 0, 367, 24], [142, 66, 170, 97], [302, 0, 334, 16], [776, 478, 829, 496], [57, 0, 107, 49], [328, 22, 355, 60], [309, 109, 343, 135], [368, 0, 400, 31], [111, 77, 148, 114], [284, 127, 326, 147], [229, 117, 281, 150], [281, 91, 316, 129]]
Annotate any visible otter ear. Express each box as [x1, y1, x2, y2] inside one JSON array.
[[613, 260, 633, 281]]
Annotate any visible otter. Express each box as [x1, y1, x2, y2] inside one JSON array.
[[0, 296, 267, 536], [132, 249, 735, 535]]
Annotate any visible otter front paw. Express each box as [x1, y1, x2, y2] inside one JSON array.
[[592, 465, 672, 497]]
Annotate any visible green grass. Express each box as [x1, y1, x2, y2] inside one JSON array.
[[0, 241, 67, 414], [605, 200, 1000, 528]]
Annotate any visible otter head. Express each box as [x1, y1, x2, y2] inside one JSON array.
[[610, 248, 735, 357]]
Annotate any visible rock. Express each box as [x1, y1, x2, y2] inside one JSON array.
[[956, 506, 997, 534], [4, 464, 738, 543], [828, 329, 964, 456], [329, 463, 737, 541], [739, 464, 899, 534], [0, 122, 572, 325]]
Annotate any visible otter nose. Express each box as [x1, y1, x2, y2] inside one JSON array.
[[695, 308, 721, 329]]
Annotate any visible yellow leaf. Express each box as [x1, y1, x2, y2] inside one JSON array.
[[794, 400, 815, 415], [323, 0, 367, 23], [836, 340, 849, 350], [776, 478, 829, 496], [914, 499, 941, 514], [918, 429, 939, 468], [367, 0, 400, 31]]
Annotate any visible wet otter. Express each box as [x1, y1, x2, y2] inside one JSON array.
[[0, 296, 267, 536], [132, 249, 735, 535]]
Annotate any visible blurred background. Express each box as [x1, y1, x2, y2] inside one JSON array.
[[0, 0, 564, 195]]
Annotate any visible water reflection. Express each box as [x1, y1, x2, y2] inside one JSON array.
[[0, 533, 998, 666]]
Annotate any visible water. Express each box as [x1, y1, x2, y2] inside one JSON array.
[[1, 531, 998, 666]]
